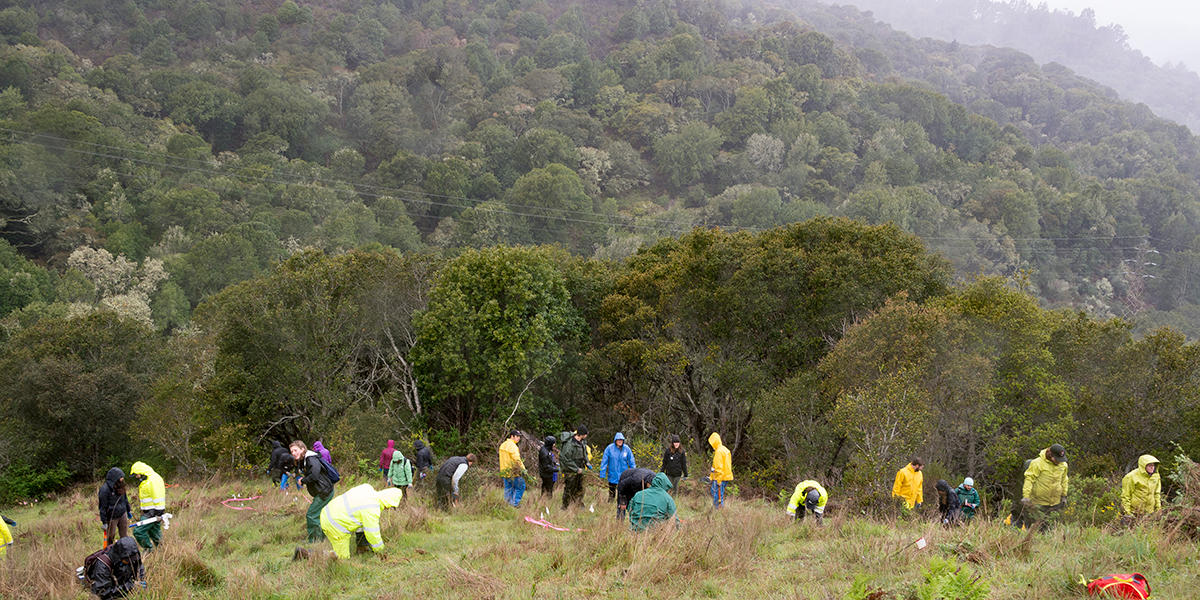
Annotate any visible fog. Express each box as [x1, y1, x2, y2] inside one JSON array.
[[1039, 0, 1200, 69]]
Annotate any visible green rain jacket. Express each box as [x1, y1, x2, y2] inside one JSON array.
[[629, 472, 677, 532], [388, 451, 413, 487], [1120, 454, 1161, 515], [955, 484, 980, 518]]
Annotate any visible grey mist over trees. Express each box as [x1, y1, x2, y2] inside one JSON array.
[[829, 0, 1200, 131]]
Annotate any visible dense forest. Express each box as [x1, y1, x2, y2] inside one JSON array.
[[838, 0, 1200, 132], [3, 0, 1200, 504]]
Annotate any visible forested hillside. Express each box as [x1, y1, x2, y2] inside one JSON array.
[[4, 0, 1200, 501], [837, 0, 1200, 132]]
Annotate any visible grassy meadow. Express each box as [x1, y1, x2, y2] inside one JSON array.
[[0, 471, 1195, 599]]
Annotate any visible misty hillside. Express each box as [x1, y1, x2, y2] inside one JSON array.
[[834, 0, 1200, 132]]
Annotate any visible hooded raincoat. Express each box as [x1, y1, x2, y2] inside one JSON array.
[[892, 464, 923, 509], [129, 462, 165, 513], [319, 484, 403, 558], [708, 433, 732, 482], [0, 517, 11, 558], [955, 483, 980, 519], [89, 536, 144, 600], [498, 438, 526, 477], [629, 472, 677, 531], [313, 441, 331, 464], [414, 440, 434, 472], [379, 440, 395, 471], [1023, 448, 1068, 507], [936, 479, 962, 524], [539, 436, 559, 480], [787, 480, 828, 517], [98, 467, 131, 523], [388, 450, 413, 488], [600, 433, 636, 484], [1121, 454, 1162, 515]]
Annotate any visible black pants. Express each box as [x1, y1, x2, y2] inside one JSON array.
[[562, 472, 584, 509], [608, 482, 618, 501], [1012, 501, 1064, 530], [435, 476, 453, 509], [541, 477, 555, 497]]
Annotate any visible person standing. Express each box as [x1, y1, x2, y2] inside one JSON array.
[[892, 458, 924, 510], [660, 435, 689, 493], [1015, 444, 1068, 529], [539, 436, 560, 498], [128, 462, 166, 552], [560, 426, 589, 509], [387, 447, 414, 492], [291, 441, 335, 542], [600, 433, 636, 501], [629, 472, 677, 532], [708, 433, 733, 508], [435, 454, 475, 509], [98, 467, 131, 548], [1121, 454, 1162, 517], [955, 478, 980, 522], [499, 430, 528, 507], [414, 440, 434, 486], [379, 440, 396, 482], [318, 484, 404, 559], [786, 480, 827, 524]]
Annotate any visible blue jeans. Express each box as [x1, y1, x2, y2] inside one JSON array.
[[710, 480, 727, 508], [503, 477, 526, 507], [280, 472, 299, 490]]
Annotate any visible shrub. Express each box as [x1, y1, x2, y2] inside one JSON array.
[[0, 460, 70, 502]]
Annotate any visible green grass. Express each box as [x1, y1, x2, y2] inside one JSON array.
[[1, 472, 1196, 599]]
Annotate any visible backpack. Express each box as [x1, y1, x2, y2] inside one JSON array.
[[318, 455, 341, 484], [1086, 573, 1150, 599], [82, 548, 113, 587], [558, 431, 573, 444]]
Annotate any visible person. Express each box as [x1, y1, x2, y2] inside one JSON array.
[[379, 440, 396, 481], [892, 458, 924, 510], [786, 480, 827, 524], [499, 430, 528, 507], [629, 472, 678, 532], [0, 515, 13, 558], [1015, 444, 1068, 529], [435, 454, 475, 509], [539, 435, 560, 498], [291, 440, 335, 542], [269, 440, 298, 491], [313, 440, 332, 464], [600, 432, 636, 501], [98, 467, 131, 548], [955, 478, 980, 522], [128, 462, 166, 552], [1121, 454, 1162, 517], [87, 536, 144, 599], [560, 426, 589, 509], [935, 479, 962, 525], [387, 447, 414, 492], [616, 468, 656, 519], [414, 440, 434, 485], [708, 432, 733, 508], [660, 435, 689, 493], [318, 484, 404, 559]]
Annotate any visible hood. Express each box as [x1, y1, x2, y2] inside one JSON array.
[[613, 432, 625, 442], [377, 487, 404, 509], [305, 450, 318, 458], [543, 436, 556, 448], [270, 440, 282, 450], [1139, 454, 1160, 471], [414, 440, 425, 450], [935, 479, 951, 493], [386, 440, 394, 449], [130, 461, 155, 478], [105, 467, 125, 487], [708, 432, 722, 450], [651, 472, 672, 491], [313, 441, 327, 452], [110, 536, 139, 560]]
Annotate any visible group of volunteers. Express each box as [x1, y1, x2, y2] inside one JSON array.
[[887, 444, 1163, 528], [26, 431, 1164, 598]]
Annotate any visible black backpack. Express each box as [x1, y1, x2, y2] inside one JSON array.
[[318, 455, 341, 484], [82, 547, 113, 587]]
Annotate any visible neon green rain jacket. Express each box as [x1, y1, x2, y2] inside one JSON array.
[[1120, 454, 1161, 515], [1022, 448, 1068, 506]]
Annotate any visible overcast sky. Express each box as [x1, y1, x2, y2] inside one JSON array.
[[1036, 1, 1200, 69]]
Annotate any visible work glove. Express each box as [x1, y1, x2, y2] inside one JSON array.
[[1020, 497, 1032, 507], [2, 515, 15, 527]]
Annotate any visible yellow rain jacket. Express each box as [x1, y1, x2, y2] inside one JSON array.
[[0, 518, 11, 558], [498, 438, 525, 477], [1120, 454, 1161, 515], [130, 461, 165, 512], [892, 464, 923, 508], [787, 480, 828, 516], [320, 484, 403, 559], [709, 433, 732, 482], [1022, 448, 1069, 507]]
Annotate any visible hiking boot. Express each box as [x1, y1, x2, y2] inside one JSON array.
[[292, 546, 310, 561]]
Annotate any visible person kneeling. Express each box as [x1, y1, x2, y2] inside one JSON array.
[[787, 480, 827, 525], [629, 473, 677, 532], [318, 484, 403, 559], [87, 537, 144, 599]]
